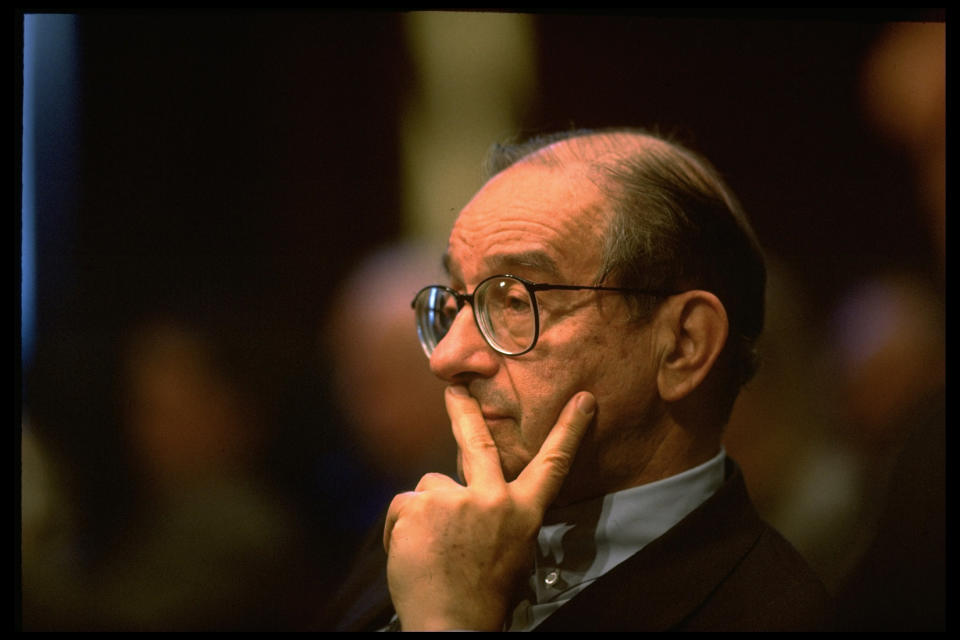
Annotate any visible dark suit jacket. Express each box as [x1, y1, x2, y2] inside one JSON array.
[[320, 458, 834, 631]]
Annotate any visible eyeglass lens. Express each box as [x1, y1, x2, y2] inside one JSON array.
[[414, 276, 537, 356], [414, 287, 457, 356]]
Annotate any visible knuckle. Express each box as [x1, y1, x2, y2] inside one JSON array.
[[415, 472, 446, 491], [538, 450, 573, 478], [387, 492, 407, 514]]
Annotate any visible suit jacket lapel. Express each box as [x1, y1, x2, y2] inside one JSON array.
[[533, 460, 763, 631]]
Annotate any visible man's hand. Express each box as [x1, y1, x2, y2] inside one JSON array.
[[383, 385, 596, 631]]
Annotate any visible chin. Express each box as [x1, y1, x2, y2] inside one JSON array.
[[499, 451, 532, 483]]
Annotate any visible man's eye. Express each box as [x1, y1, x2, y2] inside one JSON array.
[[505, 294, 532, 312]]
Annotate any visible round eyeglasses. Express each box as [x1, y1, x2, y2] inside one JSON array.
[[411, 274, 678, 357]]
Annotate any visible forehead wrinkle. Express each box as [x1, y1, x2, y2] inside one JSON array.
[[482, 250, 562, 280], [471, 211, 598, 254], [448, 162, 611, 286]]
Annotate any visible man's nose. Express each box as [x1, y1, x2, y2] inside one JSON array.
[[429, 305, 499, 382]]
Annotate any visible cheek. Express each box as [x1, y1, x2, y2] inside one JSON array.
[[505, 315, 646, 450], [510, 348, 600, 439], [497, 361, 568, 457], [543, 328, 650, 426]]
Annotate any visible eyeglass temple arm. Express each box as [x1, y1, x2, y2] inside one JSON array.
[[529, 283, 679, 297]]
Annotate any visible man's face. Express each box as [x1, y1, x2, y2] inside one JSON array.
[[431, 160, 664, 501]]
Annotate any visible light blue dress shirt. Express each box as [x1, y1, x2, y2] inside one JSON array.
[[507, 449, 726, 631], [380, 449, 726, 631]]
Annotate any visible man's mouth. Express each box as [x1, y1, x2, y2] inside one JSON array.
[[481, 410, 513, 424]]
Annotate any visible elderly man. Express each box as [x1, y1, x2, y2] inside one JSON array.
[[325, 128, 832, 631]]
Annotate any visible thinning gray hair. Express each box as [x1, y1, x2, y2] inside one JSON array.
[[483, 127, 766, 423]]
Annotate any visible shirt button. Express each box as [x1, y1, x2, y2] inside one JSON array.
[[544, 570, 559, 586]]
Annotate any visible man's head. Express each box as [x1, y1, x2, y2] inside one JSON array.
[[422, 128, 765, 501]]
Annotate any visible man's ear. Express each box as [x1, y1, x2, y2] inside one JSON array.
[[655, 290, 729, 403]]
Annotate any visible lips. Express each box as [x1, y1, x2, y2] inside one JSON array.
[[480, 407, 514, 425], [469, 385, 516, 424]]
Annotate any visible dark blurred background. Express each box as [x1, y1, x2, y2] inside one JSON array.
[[18, 9, 944, 631]]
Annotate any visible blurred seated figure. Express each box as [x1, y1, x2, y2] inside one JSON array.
[[860, 21, 944, 276], [729, 23, 945, 614], [833, 20, 944, 631], [782, 273, 943, 592], [99, 318, 304, 629], [827, 274, 944, 458], [725, 269, 943, 599], [721, 259, 850, 588], [827, 272, 944, 629], [322, 241, 458, 502], [23, 316, 306, 630], [310, 242, 458, 630], [123, 318, 262, 491]]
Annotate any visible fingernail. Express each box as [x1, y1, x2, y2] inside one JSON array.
[[448, 385, 469, 397], [577, 392, 596, 415]]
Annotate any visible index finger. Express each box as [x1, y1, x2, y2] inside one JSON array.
[[514, 391, 595, 513], [445, 385, 505, 488]]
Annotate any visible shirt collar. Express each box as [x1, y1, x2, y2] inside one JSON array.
[[531, 448, 727, 604]]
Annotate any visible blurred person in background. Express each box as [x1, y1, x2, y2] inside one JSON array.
[[831, 20, 945, 631], [323, 242, 457, 492], [725, 267, 945, 595], [312, 243, 459, 629], [22, 314, 308, 630], [727, 270, 944, 594], [92, 317, 305, 630], [721, 259, 855, 589], [822, 274, 944, 590], [725, 23, 944, 623]]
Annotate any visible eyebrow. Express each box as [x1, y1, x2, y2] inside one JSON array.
[[442, 250, 563, 282]]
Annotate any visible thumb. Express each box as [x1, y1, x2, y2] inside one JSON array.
[[514, 391, 595, 513]]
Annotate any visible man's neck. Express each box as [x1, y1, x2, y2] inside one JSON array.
[[507, 449, 728, 631], [554, 419, 722, 507]]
